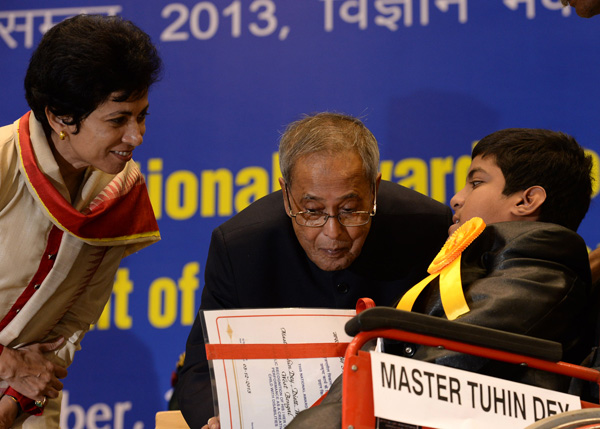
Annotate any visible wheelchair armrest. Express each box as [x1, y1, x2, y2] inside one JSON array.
[[345, 307, 563, 362]]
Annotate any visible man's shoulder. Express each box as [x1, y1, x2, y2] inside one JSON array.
[[377, 180, 451, 216], [215, 190, 286, 235]]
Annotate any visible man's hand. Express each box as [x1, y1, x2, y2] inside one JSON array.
[[202, 416, 220, 429], [0, 395, 19, 429], [0, 338, 68, 401]]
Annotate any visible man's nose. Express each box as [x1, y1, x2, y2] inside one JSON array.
[[322, 215, 345, 238]]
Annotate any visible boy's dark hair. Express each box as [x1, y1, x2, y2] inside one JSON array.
[[472, 128, 593, 231], [25, 14, 163, 134]]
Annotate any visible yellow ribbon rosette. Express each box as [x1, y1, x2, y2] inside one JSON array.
[[396, 217, 486, 320]]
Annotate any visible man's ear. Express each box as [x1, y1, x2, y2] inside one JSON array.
[[511, 186, 546, 219], [279, 177, 292, 217]]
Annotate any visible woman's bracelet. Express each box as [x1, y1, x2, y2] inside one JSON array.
[[4, 395, 18, 404], [4, 395, 21, 416]]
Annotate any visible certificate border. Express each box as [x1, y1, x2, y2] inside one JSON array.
[[210, 312, 355, 428]]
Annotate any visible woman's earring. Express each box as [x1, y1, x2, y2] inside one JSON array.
[[59, 131, 66, 140]]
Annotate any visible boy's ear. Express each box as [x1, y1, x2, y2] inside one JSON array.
[[511, 186, 546, 219]]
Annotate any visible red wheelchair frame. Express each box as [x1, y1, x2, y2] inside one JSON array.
[[340, 306, 600, 429]]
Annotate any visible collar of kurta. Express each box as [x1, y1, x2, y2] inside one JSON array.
[[16, 111, 160, 248]]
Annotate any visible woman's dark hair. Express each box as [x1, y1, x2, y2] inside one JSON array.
[[25, 14, 163, 134], [472, 128, 593, 231]]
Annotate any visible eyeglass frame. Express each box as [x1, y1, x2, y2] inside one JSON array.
[[284, 183, 377, 228]]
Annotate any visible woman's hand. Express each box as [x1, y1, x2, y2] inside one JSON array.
[[202, 416, 220, 429], [0, 395, 19, 429], [0, 338, 68, 401]]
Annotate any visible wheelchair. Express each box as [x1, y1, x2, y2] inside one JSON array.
[[341, 305, 600, 429]]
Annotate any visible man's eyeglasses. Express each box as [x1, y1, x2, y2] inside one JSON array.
[[284, 185, 377, 227]]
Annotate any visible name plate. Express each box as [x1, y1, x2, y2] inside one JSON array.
[[370, 351, 580, 429]]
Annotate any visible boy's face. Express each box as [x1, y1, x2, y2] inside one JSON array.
[[449, 155, 522, 235]]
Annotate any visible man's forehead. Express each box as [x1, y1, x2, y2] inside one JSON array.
[[299, 190, 362, 201], [289, 171, 372, 192], [291, 151, 367, 175]]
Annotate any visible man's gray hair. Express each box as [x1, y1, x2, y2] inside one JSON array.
[[279, 112, 380, 185]]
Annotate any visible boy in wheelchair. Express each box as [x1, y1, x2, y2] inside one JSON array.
[[288, 128, 597, 428]]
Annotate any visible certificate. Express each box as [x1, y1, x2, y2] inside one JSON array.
[[202, 308, 356, 428]]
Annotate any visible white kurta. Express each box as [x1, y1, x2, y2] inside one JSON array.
[[0, 113, 160, 428]]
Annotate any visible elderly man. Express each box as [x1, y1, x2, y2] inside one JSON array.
[[176, 112, 452, 427], [562, 0, 600, 17]]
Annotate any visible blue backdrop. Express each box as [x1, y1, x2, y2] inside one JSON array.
[[1, 1, 599, 427]]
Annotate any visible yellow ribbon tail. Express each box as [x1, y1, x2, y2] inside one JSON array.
[[439, 254, 470, 320], [396, 272, 439, 312]]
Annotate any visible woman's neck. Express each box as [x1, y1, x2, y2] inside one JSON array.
[[47, 132, 86, 203]]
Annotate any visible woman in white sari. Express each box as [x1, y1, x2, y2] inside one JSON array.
[[0, 14, 162, 428]]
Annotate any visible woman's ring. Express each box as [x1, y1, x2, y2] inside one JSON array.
[[34, 396, 47, 408]]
